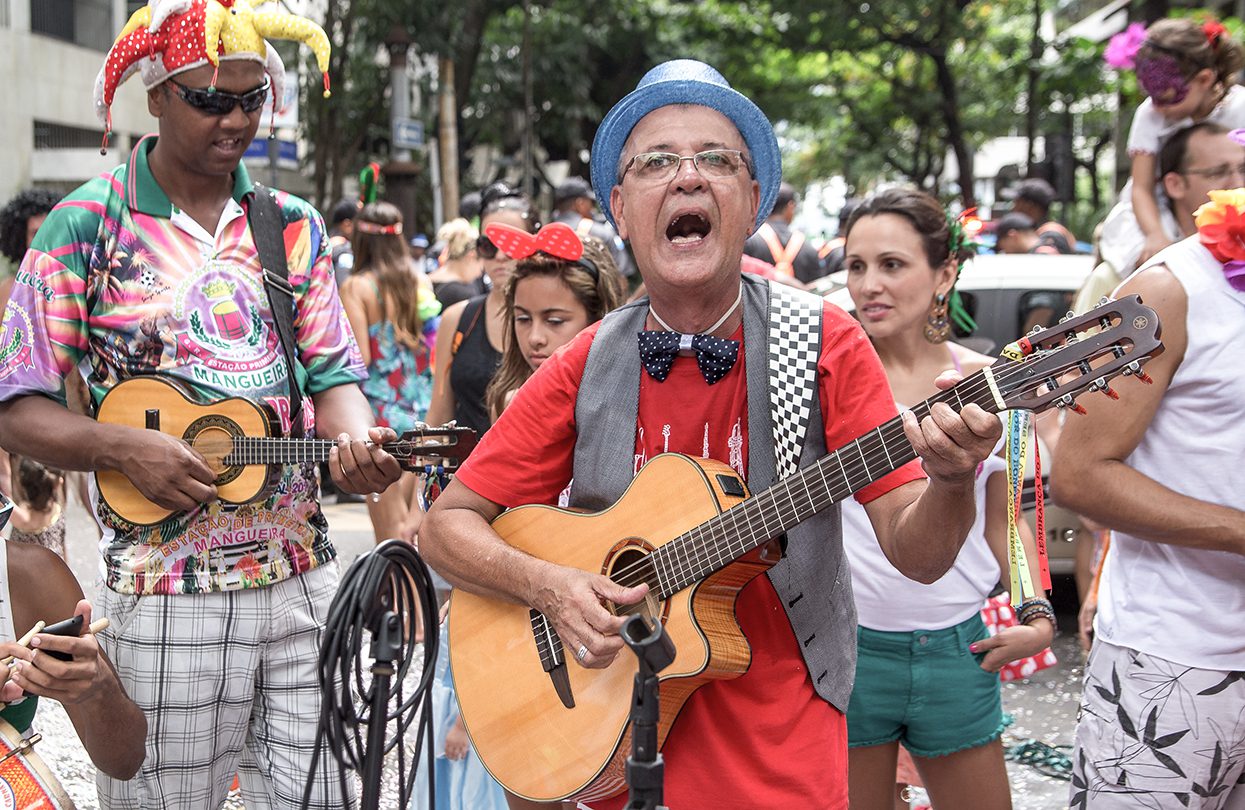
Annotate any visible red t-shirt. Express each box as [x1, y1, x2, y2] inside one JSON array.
[[454, 301, 924, 809]]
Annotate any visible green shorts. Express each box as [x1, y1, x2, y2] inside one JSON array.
[[846, 613, 1006, 759]]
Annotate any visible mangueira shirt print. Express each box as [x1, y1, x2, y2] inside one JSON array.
[[0, 137, 366, 595]]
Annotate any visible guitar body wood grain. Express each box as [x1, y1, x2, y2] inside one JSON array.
[[94, 376, 278, 526], [448, 453, 778, 803]]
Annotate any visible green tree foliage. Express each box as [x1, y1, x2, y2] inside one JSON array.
[[302, 0, 1117, 223]]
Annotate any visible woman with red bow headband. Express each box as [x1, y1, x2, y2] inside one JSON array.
[[484, 223, 625, 421]]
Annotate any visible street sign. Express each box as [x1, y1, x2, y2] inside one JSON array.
[[393, 118, 425, 150], [258, 68, 300, 130], [243, 138, 298, 170]]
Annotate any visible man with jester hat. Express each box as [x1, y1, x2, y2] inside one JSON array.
[[0, 1, 401, 805]]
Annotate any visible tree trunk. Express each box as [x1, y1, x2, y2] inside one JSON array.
[[438, 56, 461, 221], [1026, 0, 1042, 172], [931, 49, 975, 208]]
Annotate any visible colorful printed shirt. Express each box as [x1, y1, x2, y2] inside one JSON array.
[[0, 137, 366, 595]]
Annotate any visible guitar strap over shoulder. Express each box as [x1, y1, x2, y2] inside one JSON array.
[[247, 183, 304, 438], [766, 282, 822, 480]]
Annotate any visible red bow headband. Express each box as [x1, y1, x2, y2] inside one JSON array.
[[484, 222, 599, 279]]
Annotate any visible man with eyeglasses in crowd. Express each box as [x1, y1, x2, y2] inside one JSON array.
[[0, 4, 400, 807], [421, 60, 1000, 809]]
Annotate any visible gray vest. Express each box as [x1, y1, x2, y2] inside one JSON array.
[[570, 275, 857, 711]]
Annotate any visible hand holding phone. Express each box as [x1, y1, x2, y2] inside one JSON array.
[[38, 614, 84, 662]]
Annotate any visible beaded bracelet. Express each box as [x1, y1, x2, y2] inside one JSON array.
[[1017, 597, 1057, 631]]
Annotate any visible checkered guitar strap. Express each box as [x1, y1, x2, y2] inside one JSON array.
[[767, 284, 823, 479]]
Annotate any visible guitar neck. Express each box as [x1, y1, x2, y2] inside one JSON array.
[[648, 363, 1009, 598], [224, 436, 342, 466]]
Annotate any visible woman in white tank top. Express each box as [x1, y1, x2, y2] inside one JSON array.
[[841, 189, 1055, 810]]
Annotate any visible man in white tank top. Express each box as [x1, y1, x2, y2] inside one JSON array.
[[1053, 181, 1245, 808]]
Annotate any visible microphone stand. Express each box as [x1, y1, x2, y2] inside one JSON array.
[[362, 602, 401, 810], [621, 613, 676, 810]]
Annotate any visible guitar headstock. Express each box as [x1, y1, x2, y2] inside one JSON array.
[[987, 295, 1164, 415], [388, 424, 479, 471]]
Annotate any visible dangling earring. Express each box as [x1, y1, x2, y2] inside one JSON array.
[[924, 293, 951, 343]]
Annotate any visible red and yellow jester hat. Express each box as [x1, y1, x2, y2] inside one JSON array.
[[93, 0, 331, 141]]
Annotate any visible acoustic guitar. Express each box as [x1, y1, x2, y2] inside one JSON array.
[[448, 296, 1163, 803], [94, 375, 476, 526]]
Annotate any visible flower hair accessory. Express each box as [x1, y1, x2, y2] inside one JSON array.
[[1105, 22, 1147, 69], [1193, 188, 1245, 291], [1203, 19, 1227, 49], [943, 208, 980, 333]]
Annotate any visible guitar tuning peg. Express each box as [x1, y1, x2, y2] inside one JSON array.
[[1092, 377, 1121, 400], [1097, 295, 1111, 306], [1124, 360, 1154, 384], [1055, 392, 1088, 415]]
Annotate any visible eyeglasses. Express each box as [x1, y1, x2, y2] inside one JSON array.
[[1181, 161, 1245, 183], [621, 150, 752, 183], [476, 234, 502, 260], [169, 77, 271, 116]]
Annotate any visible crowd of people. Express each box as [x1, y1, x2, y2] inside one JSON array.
[[0, 3, 1239, 809]]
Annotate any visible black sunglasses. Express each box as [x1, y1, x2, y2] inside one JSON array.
[[169, 77, 271, 116], [476, 234, 501, 260]]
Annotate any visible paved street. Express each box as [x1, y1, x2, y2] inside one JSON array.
[[23, 496, 1082, 809]]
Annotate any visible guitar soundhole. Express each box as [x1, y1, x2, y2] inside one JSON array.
[[185, 415, 246, 485], [605, 541, 668, 625]]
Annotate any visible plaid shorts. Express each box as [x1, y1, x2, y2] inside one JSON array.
[[1071, 639, 1245, 809], [95, 563, 354, 809]]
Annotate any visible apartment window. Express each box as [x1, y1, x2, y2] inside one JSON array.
[[33, 120, 115, 150], [30, 0, 113, 51]]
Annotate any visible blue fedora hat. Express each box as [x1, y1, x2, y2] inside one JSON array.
[[590, 59, 781, 230]]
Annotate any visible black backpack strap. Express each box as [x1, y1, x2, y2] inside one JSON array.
[[247, 183, 304, 437]]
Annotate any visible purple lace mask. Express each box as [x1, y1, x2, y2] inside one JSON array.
[[1137, 55, 1191, 106]]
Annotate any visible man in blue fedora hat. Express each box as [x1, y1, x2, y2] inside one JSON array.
[[422, 59, 1000, 809]]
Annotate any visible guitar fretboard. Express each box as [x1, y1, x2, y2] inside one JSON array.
[[223, 437, 441, 466], [638, 362, 1008, 599]]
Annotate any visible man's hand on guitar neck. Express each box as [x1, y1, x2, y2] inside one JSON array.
[[901, 372, 1002, 487], [110, 425, 218, 512], [328, 426, 403, 496]]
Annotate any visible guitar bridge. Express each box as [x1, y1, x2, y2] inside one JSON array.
[[530, 609, 574, 709]]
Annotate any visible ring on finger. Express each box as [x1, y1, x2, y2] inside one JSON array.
[[338, 456, 349, 479], [575, 644, 588, 661]]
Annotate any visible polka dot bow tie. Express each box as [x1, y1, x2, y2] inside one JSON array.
[[637, 331, 740, 385]]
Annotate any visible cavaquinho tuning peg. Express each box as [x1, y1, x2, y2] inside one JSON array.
[[1054, 393, 1088, 415]]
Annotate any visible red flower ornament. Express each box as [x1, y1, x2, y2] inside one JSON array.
[[1194, 188, 1245, 291]]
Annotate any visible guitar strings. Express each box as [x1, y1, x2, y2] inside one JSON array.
[[226, 437, 452, 463], [624, 338, 1136, 594], [601, 342, 1131, 595]]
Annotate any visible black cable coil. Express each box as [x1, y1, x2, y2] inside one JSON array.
[[301, 539, 441, 809]]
